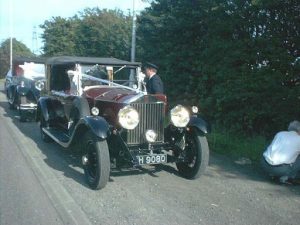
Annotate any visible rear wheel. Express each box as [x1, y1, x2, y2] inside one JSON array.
[[82, 130, 110, 190], [176, 129, 209, 179]]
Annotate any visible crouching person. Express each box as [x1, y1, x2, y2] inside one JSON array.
[[261, 120, 300, 184]]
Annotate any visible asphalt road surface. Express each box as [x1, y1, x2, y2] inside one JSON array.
[[0, 83, 299, 225]]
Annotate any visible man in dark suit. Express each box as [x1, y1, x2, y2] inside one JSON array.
[[144, 62, 164, 94]]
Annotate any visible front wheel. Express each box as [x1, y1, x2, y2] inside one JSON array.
[[82, 130, 110, 190], [19, 98, 26, 122], [7, 89, 17, 110], [176, 129, 209, 179], [19, 108, 26, 122]]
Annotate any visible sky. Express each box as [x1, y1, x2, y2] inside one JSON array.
[[0, 0, 149, 54]]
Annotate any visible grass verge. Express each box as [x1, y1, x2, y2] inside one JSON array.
[[207, 130, 269, 162]]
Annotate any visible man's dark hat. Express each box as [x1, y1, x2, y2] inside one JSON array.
[[144, 62, 158, 70]]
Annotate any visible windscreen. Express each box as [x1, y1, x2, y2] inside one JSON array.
[[80, 64, 137, 88], [19, 62, 45, 79]]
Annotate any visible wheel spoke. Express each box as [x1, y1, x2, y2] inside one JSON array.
[[86, 141, 98, 179], [185, 135, 197, 167]]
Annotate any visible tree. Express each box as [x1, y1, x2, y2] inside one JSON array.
[[137, 0, 300, 136], [40, 16, 78, 56], [40, 8, 133, 59], [0, 38, 33, 78], [137, 0, 221, 104], [74, 8, 132, 59]]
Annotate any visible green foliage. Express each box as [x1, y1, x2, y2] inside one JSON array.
[[40, 8, 132, 59], [208, 129, 268, 161], [40, 17, 78, 56], [0, 38, 34, 78], [75, 8, 132, 59], [38, 0, 300, 137], [137, 0, 300, 136]]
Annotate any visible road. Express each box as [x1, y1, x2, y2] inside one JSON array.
[[0, 83, 299, 225]]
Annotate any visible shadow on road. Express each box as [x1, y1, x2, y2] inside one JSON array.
[[0, 100, 90, 188], [1, 98, 299, 192], [0, 99, 181, 188]]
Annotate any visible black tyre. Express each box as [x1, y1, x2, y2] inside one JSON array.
[[176, 129, 209, 179], [82, 130, 110, 190], [7, 89, 17, 110], [18, 96, 26, 122], [8, 101, 15, 110], [19, 108, 26, 122], [40, 113, 52, 142]]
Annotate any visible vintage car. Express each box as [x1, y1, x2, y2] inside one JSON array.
[[5, 56, 46, 121], [37, 56, 210, 190]]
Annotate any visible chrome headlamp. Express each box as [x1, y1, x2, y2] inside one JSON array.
[[192, 106, 198, 114], [170, 105, 190, 127], [145, 129, 157, 143], [91, 107, 99, 116], [35, 80, 45, 91], [118, 106, 139, 130]]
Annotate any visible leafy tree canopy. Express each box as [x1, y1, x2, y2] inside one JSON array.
[[40, 8, 132, 59], [38, 0, 300, 136], [137, 0, 300, 136], [0, 38, 33, 78]]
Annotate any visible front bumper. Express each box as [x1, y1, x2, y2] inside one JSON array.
[[19, 103, 37, 111], [18, 93, 38, 111]]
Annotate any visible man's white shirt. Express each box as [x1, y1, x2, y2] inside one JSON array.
[[263, 131, 300, 165]]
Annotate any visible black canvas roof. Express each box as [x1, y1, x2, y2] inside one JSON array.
[[13, 56, 46, 64], [46, 56, 141, 67]]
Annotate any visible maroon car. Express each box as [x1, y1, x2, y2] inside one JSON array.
[[37, 56, 210, 190]]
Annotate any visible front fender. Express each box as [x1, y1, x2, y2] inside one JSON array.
[[188, 116, 211, 135], [77, 116, 110, 140], [6, 85, 16, 98]]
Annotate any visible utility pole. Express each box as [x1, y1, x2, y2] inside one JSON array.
[[32, 26, 38, 55], [130, 0, 136, 62], [9, 0, 13, 70], [129, 0, 137, 87]]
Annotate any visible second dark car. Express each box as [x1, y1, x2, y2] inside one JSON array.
[[5, 56, 46, 121]]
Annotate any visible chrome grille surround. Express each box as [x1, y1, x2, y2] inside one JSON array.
[[126, 102, 165, 145]]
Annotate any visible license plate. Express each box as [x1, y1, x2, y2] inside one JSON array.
[[136, 154, 167, 165]]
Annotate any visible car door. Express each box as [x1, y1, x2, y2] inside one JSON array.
[[48, 63, 78, 130]]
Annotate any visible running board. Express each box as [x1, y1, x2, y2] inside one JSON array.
[[42, 127, 70, 148]]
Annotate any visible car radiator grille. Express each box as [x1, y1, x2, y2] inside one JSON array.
[[126, 102, 165, 145]]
